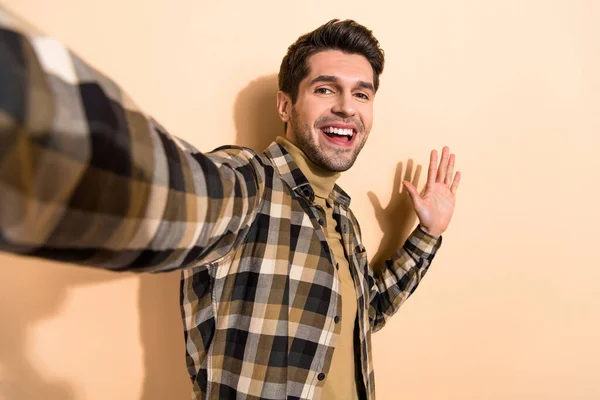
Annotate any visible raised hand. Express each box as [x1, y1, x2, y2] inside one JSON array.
[[402, 147, 461, 238]]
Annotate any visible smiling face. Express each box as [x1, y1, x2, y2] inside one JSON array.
[[277, 50, 375, 172]]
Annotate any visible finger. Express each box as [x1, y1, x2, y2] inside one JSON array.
[[393, 162, 403, 194], [436, 146, 450, 183], [367, 191, 383, 212], [445, 154, 455, 185], [450, 171, 461, 194], [403, 180, 422, 208], [427, 150, 438, 186]]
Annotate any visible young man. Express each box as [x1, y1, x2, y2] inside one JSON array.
[[0, 9, 460, 400]]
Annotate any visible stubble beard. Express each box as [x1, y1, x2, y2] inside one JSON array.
[[289, 108, 368, 172]]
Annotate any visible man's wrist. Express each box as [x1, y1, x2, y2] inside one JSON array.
[[418, 224, 442, 239]]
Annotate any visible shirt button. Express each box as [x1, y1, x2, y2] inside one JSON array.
[[318, 373, 326, 381], [318, 219, 325, 226], [334, 316, 340, 323]]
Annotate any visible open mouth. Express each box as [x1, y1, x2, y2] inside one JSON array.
[[319, 126, 356, 146]]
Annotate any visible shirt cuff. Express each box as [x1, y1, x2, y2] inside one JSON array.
[[406, 225, 443, 259]]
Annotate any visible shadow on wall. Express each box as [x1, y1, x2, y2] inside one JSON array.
[[234, 74, 283, 152], [0, 254, 120, 400], [0, 254, 191, 400], [367, 161, 421, 272], [138, 272, 190, 400]]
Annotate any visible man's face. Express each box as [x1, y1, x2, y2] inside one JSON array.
[[279, 50, 375, 172]]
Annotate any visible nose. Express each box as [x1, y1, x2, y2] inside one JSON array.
[[331, 92, 356, 118]]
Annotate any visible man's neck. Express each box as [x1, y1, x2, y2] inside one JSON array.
[[276, 136, 340, 199]]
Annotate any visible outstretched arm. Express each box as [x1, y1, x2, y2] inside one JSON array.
[[0, 8, 263, 272]]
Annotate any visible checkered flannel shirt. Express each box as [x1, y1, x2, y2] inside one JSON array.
[[0, 8, 442, 400]]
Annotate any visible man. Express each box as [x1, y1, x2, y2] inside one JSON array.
[[0, 8, 460, 400]]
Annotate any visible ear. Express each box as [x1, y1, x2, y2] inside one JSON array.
[[277, 91, 291, 123]]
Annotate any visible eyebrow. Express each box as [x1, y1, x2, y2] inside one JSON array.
[[309, 75, 375, 92]]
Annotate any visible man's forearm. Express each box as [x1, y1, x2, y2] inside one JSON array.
[[368, 225, 442, 331]]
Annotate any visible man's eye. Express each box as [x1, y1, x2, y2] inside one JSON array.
[[315, 88, 333, 94], [355, 92, 369, 100]]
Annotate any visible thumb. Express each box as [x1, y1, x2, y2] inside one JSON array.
[[402, 181, 422, 208]]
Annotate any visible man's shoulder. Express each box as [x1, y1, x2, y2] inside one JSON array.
[[210, 144, 259, 157], [204, 145, 285, 188], [208, 145, 269, 167]]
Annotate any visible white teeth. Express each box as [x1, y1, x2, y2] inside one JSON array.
[[322, 127, 354, 137]]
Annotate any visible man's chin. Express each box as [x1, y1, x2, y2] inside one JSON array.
[[315, 142, 364, 172], [314, 151, 357, 172]]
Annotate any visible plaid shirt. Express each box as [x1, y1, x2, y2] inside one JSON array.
[[0, 8, 442, 400]]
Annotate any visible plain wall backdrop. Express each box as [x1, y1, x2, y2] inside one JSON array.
[[1, 1, 599, 399]]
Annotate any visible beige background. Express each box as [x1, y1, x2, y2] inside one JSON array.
[[1, 0, 599, 399]]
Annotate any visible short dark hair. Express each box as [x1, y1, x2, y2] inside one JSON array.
[[278, 19, 385, 104]]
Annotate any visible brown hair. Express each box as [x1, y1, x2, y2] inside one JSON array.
[[278, 19, 385, 104]]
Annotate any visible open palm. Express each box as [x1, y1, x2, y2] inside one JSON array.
[[402, 147, 461, 238]]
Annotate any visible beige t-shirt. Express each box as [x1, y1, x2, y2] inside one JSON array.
[[277, 137, 359, 400]]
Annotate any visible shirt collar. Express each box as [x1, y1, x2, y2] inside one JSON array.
[[275, 136, 339, 199], [263, 140, 352, 207]]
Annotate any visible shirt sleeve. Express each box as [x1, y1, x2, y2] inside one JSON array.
[[0, 7, 264, 272], [368, 225, 442, 332]]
